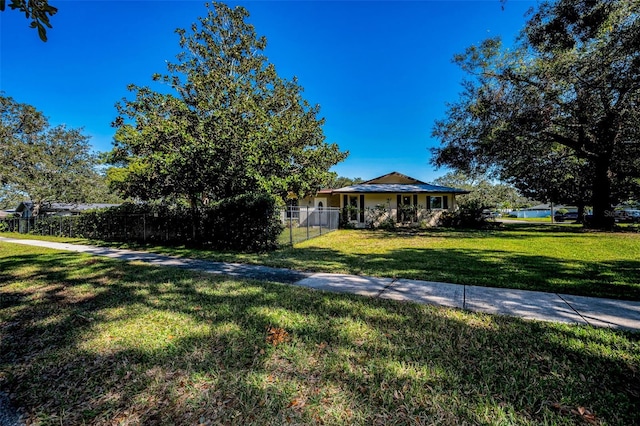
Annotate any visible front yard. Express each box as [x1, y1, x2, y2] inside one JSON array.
[[3, 223, 639, 300], [1, 242, 639, 425]]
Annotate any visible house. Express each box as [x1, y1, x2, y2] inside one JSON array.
[[303, 172, 469, 228], [15, 201, 121, 217]]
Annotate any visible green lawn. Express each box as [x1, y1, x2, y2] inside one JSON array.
[[3, 223, 640, 300], [1, 242, 639, 425], [278, 225, 336, 245]]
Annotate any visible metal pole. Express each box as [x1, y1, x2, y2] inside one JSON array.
[[143, 214, 147, 243], [306, 206, 309, 240], [289, 206, 293, 245]]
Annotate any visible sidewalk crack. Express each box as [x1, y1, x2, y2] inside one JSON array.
[[376, 278, 398, 298], [463, 285, 466, 310], [557, 293, 590, 326]]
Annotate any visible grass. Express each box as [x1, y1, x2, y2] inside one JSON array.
[[278, 225, 336, 246], [2, 222, 640, 300], [1, 242, 639, 425]]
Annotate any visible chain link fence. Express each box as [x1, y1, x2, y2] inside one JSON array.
[[0, 214, 191, 242], [279, 206, 340, 245], [1, 206, 340, 247]]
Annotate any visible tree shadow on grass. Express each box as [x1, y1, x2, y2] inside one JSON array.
[[1, 251, 640, 424], [278, 244, 640, 301]]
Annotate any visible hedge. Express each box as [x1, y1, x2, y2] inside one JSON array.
[[2, 193, 283, 252]]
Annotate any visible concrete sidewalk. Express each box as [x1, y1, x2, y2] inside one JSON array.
[[2, 236, 639, 331]]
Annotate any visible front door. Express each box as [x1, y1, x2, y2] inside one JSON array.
[[314, 197, 327, 226], [401, 195, 412, 222], [397, 194, 418, 223]]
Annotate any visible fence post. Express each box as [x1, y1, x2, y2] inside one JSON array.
[[289, 206, 293, 245], [306, 206, 309, 240]]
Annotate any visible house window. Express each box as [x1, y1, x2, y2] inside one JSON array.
[[429, 196, 443, 210], [286, 199, 299, 218], [349, 196, 358, 221]]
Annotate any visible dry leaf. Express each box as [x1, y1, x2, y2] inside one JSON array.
[[266, 326, 289, 345]]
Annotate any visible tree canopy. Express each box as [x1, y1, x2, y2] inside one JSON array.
[[108, 2, 347, 208], [0, 95, 117, 212], [325, 174, 364, 189], [0, 0, 57, 41], [433, 171, 531, 210], [432, 0, 640, 228]]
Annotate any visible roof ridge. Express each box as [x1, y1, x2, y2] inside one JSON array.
[[361, 171, 426, 185]]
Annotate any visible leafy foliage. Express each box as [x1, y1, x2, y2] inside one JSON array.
[[108, 2, 347, 207], [432, 0, 640, 229], [325, 174, 364, 189], [0, 185, 24, 210], [0, 0, 58, 41], [0, 95, 117, 212], [201, 192, 283, 251], [434, 171, 531, 210], [438, 202, 491, 229], [9, 193, 284, 252]]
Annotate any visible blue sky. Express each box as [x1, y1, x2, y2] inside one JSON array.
[[1, 0, 537, 183]]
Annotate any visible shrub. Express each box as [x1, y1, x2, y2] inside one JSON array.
[[438, 205, 489, 229], [15, 194, 283, 252], [202, 192, 283, 252], [365, 203, 395, 230], [339, 206, 359, 229]]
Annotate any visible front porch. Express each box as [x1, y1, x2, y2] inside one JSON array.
[[340, 193, 455, 228]]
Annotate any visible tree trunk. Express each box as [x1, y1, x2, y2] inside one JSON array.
[[589, 158, 614, 230], [189, 197, 198, 243], [576, 202, 585, 224]]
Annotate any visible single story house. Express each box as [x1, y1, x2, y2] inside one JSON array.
[[302, 171, 469, 228], [15, 201, 121, 218]]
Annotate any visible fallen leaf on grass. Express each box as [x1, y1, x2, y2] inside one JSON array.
[[266, 326, 289, 346], [548, 402, 598, 424], [571, 406, 598, 424], [287, 398, 305, 409]]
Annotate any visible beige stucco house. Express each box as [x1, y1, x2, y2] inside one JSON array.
[[302, 171, 469, 228]]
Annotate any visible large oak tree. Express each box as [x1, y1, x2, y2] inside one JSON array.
[[108, 2, 347, 208], [0, 95, 116, 213], [432, 0, 640, 228]]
